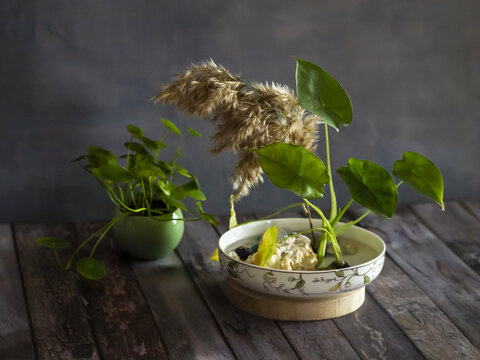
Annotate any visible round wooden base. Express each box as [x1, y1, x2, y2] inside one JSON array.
[[226, 280, 365, 321]]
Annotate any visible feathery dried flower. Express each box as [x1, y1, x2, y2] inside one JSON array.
[[154, 60, 322, 200]]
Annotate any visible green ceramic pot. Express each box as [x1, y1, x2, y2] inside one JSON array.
[[112, 208, 184, 260]]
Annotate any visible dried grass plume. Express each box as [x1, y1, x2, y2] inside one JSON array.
[[154, 60, 322, 200]]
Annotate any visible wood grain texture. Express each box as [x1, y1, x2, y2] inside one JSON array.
[[410, 202, 480, 274], [334, 293, 425, 360], [177, 219, 299, 360], [349, 205, 480, 349], [75, 222, 168, 360], [0, 224, 36, 360], [462, 200, 480, 221], [14, 223, 99, 360], [130, 251, 234, 360], [368, 256, 480, 360]]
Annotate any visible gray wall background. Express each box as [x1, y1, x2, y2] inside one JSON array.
[[1, 0, 479, 223]]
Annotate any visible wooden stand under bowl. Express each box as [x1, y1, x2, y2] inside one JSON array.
[[226, 279, 365, 321]]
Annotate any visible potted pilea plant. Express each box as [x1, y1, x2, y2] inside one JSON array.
[[37, 118, 216, 280], [155, 58, 444, 320]]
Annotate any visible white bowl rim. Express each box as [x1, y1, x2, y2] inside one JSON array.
[[218, 218, 386, 274]]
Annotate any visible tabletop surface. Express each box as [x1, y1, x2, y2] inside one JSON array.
[[1, 200, 479, 360]]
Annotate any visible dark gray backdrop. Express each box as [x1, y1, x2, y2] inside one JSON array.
[[1, 0, 479, 222]]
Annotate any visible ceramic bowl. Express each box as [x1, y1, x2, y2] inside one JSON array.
[[218, 218, 385, 298]]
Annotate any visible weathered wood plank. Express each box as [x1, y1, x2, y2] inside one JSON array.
[[334, 293, 425, 360], [75, 222, 168, 360], [130, 251, 234, 360], [0, 224, 36, 360], [462, 199, 480, 221], [176, 219, 299, 360], [278, 320, 361, 360], [410, 202, 480, 274], [368, 256, 480, 360], [349, 205, 480, 349], [14, 223, 99, 360]]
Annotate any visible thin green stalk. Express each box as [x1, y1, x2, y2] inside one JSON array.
[[89, 214, 126, 257], [331, 198, 354, 229], [304, 199, 344, 265], [106, 185, 146, 213], [325, 123, 337, 222], [64, 221, 112, 271], [305, 203, 318, 251], [335, 209, 371, 236], [236, 202, 304, 227], [141, 179, 151, 216], [51, 250, 64, 270]]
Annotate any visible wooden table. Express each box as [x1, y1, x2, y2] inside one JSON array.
[[1, 200, 479, 360]]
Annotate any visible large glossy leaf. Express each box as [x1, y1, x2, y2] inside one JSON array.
[[36, 237, 71, 249], [87, 146, 117, 168], [296, 58, 353, 130], [97, 163, 132, 183], [337, 158, 398, 218], [255, 226, 278, 267], [171, 178, 206, 201], [255, 143, 329, 199], [76, 257, 106, 280], [393, 151, 444, 210], [161, 118, 182, 136]]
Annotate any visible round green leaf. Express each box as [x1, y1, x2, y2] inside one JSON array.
[[124, 141, 147, 153], [337, 158, 398, 218], [138, 136, 159, 151], [393, 151, 444, 210], [87, 146, 117, 168], [255, 143, 329, 199], [171, 178, 206, 201], [296, 58, 353, 130], [187, 128, 202, 137], [161, 118, 182, 136], [76, 257, 106, 280], [36, 237, 71, 249], [255, 226, 278, 267], [97, 163, 132, 182], [126, 124, 144, 137]]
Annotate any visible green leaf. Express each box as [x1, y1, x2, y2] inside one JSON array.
[[126, 124, 144, 137], [76, 257, 106, 280], [155, 141, 168, 149], [124, 141, 147, 154], [255, 226, 278, 267], [254, 143, 329, 199], [87, 146, 117, 168], [196, 201, 218, 226], [97, 163, 132, 183], [337, 159, 398, 218], [187, 128, 202, 137], [36, 237, 71, 249], [175, 164, 190, 177], [393, 152, 444, 210], [296, 58, 353, 130], [162, 193, 188, 211], [171, 178, 206, 201], [161, 118, 182, 136], [138, 136, 159, 151]]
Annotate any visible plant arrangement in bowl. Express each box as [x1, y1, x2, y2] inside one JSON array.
[[37, 118, 216, 280], [155, 59, 444, 320]]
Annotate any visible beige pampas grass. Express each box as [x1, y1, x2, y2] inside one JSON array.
[[154, 60, 322, 200]]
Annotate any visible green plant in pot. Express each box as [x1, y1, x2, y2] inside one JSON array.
[[37, 119, 216, 280], [156, 59, 444, 320]]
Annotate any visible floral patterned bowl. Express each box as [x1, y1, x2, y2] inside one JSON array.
[[218, 218, 385, 299]]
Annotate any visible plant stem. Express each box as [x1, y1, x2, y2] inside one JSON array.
[[325, 123, 337, 222], [89, 214, 126, 257], [305, 203, 318, 251], [331, 198, 354, 229], [335, 209, 371, 236], [304, 199, 344, 265], [238, 202, 305, 227]]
